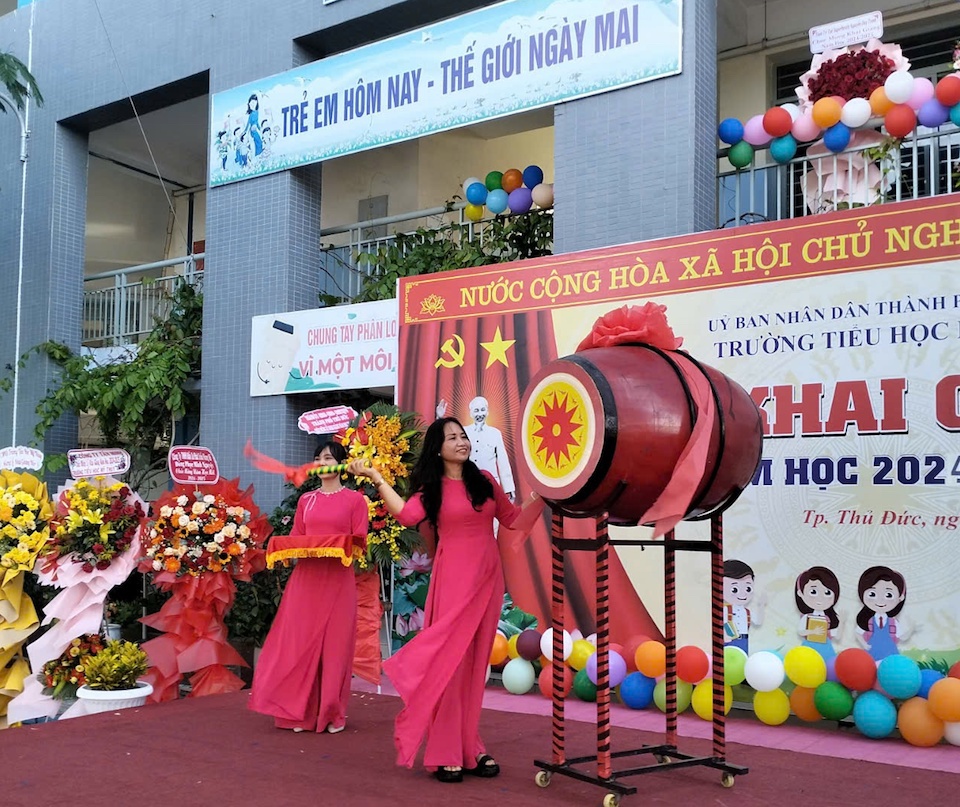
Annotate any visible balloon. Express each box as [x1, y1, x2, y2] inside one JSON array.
[[501, 168, 523, 193], [919, 669, 944, 699], [507, 187, 533, 214], [762, 106, 793, 137], [825, 656, 838, 683], [724, 645, 748, 686], [791, 112, 821, 143], [951, 103, 960, 128], [570, 629, 584, 643], [885, 104, 917, 138], [619, 672, 656, 709], [898, 697, 944, 747], [840, 97, 872, 129], [531, 183, 554, 208], [876, 655, 921, 700], [769, 134, 797, 164], [622, 635, 651, 673], [789, 686, 821, 722], [935, 75, 960, 107], [945, 721, 960, 746], [907, 76, 935, 111], [822, 122, 851, 153], [676, 646, 709, 684], [465, 181, 488, 205], [653, 679, 692, 713], [507, 634, 521, 660], [869, 86, 894, 116], [585, 633, 597, 647], [951, 661, 960, 680], [502, 658, 536, 694], [835, 648, 876, 691], [691, 680, 733, 720], [927, 677, 960, 722], [814, 681, 853, 720], [811, 97, 843, 129], [489, 633, 509, 666], [742, 114, 772, 146], [486, 664, 491, 683], [484, 170, 503, 191], [744, 651, 785, 692], [853, 691, 898, 739], [464, 203, 484, 222], [716, 117, 744, 145], [568, 639, 596, 671], [516, 630, 542, 662], [540, 628, 572, 663], [522, 164, 544, 189], [884, 71, 914, 105], [779, 102, 800, 122], [486, 188, 509, 214], [754, 689, 790, 725], [784, 646, 827, 689], [538, 663, 573, 699], [462, 176, 481, 194], [634, 641, 666, 679], [917, 99, 949, 128], [586, 650, 627, 687], [573, 668, 597, 702], [727, 141, 754, 169]]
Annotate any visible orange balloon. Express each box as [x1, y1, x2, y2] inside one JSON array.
[[928, 677, 960, 722], [869, 86, 893, 116], [538, 663, 574, 699], [623, 635, 651, 673], [789, 686, 822, 722], [898, 697, 944, 747], [501, 168, 523, 193], [489, 633, 509, 666], [634, 641, 666, 679], [812, 97, 843, 129]]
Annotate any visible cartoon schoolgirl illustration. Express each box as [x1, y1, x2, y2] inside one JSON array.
[[722, 559, 765, 654], [243, 93, 264, 158], [233, 127, 248, 168], [795, 566, 841, 660], [215, 130, 229, 171], [856, 566, 914, 661]]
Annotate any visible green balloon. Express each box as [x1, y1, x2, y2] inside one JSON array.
[[727, 141, 755, 170], [573, 668, 597, 702], [485, 170, 504, 191], [814, 681, 854, 721], [724, 646, 747, 686], [653, 679, 693, 713]]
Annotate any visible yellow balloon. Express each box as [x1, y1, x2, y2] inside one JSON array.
[[783, 646, 827, 688], [754, 689, 790, 726], [567, 639, 596, 671], [464, 203, 484, 222], [507, 634, 521, 660], [691, 680, 733, 721]]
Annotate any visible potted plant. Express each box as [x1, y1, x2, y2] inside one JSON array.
[[75, 639, 152, 712]]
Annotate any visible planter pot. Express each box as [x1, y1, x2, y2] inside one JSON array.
[[76, 681, 153, 714]]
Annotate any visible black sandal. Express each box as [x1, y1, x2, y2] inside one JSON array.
[[466, 754, 500, 778], [434, 767, 463, 783]]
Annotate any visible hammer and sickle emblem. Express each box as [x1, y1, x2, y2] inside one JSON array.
[[435, 334, 465, 369]]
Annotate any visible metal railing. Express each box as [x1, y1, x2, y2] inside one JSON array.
[[82, 254, 204, 346], [717, 125, 960, 228]]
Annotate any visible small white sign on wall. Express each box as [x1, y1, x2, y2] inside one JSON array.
[[809, 11, 883, 54]]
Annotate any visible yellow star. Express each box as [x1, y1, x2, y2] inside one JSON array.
[[775, 627, 787, 637], [480, 326, 516, 369]]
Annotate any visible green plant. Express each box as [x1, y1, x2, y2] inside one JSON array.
[[0, 51, 43, 112], [81, 639, 148, 691]]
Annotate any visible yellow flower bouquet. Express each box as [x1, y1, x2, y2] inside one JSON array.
[[0, 470, 52, 584]]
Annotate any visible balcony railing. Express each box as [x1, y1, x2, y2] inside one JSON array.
[[717, 125, 960, 228], [83, 254, 204, 347]]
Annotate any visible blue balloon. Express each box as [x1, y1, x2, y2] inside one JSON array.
[[918, 668, 944, 699], [823, 122, 851, 153], [465, 181, 488, 205], [618, 672, 656, 709], [951, 103, 960, 127], [717, 117, 744, 146], [877, 655, 921, 700], [508, 187, 533, 214], [917, 99, 949, 128], [522, 164, 544, 189], [769, 134, 797, 164], [852, 691, 897, 739], [486, 188, 509, 215]]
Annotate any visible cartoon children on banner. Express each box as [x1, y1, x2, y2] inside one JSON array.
[[722, 559, 766, 654], [856, 565, 915, 661], [795, 566, 841, 660]]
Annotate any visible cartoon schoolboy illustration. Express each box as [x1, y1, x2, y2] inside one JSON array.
[[253, 319, 298, 394], [856, 565, 914, 661], [722, 559, 765, 654], [795, 565, 841, 660]]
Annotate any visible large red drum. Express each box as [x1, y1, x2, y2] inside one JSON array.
[[518, 346, 763, 525]]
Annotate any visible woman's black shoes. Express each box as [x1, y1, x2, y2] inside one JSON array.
[[434, 767, 464, 783], [466, 754, 500, 778]]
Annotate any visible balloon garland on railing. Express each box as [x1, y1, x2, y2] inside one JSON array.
[[461, 165, 554, 220]]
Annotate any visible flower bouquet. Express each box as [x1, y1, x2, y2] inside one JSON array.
[[138, 478, 270, 702], [797, 39, 906, 109], [38, 633, 106, 701]]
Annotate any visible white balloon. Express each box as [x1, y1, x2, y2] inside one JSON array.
[[462, 176, 482, 194], [840, 97, 872, 129], [540, 628, 573, 662], [585, 633, 598, 647], [944, 721, 960, 746], [570, 629, 584, 642], [884, 71, 914, 105], [485, 664, 492, 684], [531, 182, 554, 208], [744, 651, 785, 693], [502, 658, 536, 694], [779, 102, 800, 122]]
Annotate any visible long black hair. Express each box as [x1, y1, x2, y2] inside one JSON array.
[[795, 566, 840, 630], [409, 417, 494, 539]]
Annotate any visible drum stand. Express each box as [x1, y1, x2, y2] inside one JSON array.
[[533, 511, 749, 807]]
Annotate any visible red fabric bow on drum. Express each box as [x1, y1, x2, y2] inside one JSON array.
[[575, 302, 684, 352]]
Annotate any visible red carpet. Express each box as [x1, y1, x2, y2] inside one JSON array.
[[3, 690, 957, 806]]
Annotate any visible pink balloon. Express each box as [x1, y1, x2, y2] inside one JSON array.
[[907, 77, 935, 111], [791, 111, 821, 142], [743, 114, 772, 146]]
